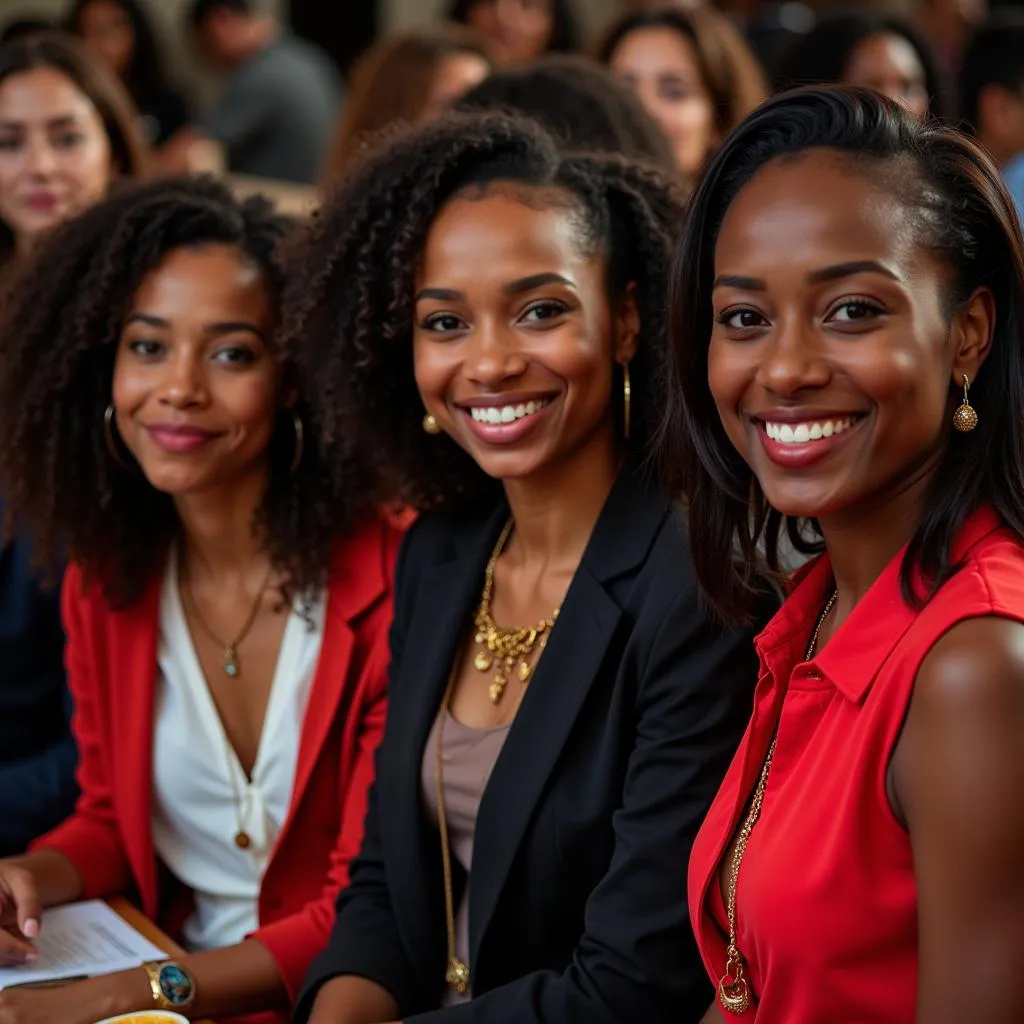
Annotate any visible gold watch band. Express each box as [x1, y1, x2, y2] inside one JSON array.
[[141, 961, 173, 1009]]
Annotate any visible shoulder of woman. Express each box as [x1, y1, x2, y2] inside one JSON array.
[[913, 615, 1024, 718]]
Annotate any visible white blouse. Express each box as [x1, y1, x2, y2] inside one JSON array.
[[151, 557, 325, 952]]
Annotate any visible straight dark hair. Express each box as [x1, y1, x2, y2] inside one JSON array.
[[776, 11, 950, 119], [0, 32, 148, 262], [67, 0, 175, 114], [661, 85, 1024, 622], [449, 0, 578, 54]]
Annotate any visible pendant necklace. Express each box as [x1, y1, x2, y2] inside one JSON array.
[[180, 556, 273, 678]]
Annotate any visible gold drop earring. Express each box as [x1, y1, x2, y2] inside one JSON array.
[[953, 373, 979, 433], [423, 412, 441, 435]]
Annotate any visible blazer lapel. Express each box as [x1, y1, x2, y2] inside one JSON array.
[[110, 578, 161, 915], [468, 465, 671, 965], [283, 524, 390, 838], [383, 504, 509, 969]]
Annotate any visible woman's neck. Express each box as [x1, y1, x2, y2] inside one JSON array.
[[173, 468, 269, 586], [817, 462, 937, 627], [500, 432, 622, 574]]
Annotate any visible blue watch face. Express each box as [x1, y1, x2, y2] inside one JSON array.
[[158, 963, 194, 1006]]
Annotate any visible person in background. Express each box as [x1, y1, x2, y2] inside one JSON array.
[[666, 85, 1024, 1023], [67, 0, 189, 146], [0, 33, 146, 862], [449, 0, 577, 68], [0, 177, 400, 1024], [285, 110, 771, 1024], [915, 0, 986, 79], [322, 26, 489, 186], [0, 19, 52, 45], [455, 54, 676, 171], [598, 8, 767, 186], [161, 0, 340, 185], [778, 12, 948, 120], [0, 31, 146, 275], [961, 12, 1024, 218]]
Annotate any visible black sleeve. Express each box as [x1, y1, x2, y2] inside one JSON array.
[[406, 583, 763, 1024], [293, 523, 425, 1022]]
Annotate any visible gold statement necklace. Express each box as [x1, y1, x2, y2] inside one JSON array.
[[471, 518, 560, 705], [435, 519, 561, 994], [717, 589, 838, 1014]]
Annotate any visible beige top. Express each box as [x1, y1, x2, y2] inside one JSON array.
[[421, 709, 510, 1006]]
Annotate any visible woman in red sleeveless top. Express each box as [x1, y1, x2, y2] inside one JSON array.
[[662, 85, 1024, 1023]]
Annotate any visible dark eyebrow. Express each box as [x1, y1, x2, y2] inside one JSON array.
[[204, 321, 266, 340], [125, 313, 169, 329], [712, 275, 764, 291], [125, 313, 266, 341], [713, 260, 901, 292], [506, 272, 574, 295], [415, 287, 463, 303], [807, 260, 901, 285]]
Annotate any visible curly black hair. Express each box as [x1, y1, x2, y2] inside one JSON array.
[[0, 175, 358, 609], [279, 111, 685, 514]]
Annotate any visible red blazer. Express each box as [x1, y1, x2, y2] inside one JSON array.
[[35, 517, 402, 1022]]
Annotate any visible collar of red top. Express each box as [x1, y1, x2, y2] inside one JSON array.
[[753, 506, 1004, 704]]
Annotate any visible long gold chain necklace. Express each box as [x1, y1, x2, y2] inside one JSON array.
[[435, 519, 562, 993], [717, 589, 838, 1014], [472, 518, 560, 705], [435, 669, 470, 995], [180, 556, 273, 678]]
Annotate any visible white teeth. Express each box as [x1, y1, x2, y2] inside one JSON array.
[[469, 399, 549, 424], [764, 417, 856, 444]]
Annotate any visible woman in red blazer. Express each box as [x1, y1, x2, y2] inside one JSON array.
[[0, 177, 400, 1024]]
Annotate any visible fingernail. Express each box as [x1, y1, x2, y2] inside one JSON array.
[[22, 919, 38, 939], [24, 952, 37, 961]]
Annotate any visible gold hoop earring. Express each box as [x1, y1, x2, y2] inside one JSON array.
[[289, 411, 304, 476], [622, 361, 632, 441], [953, 373, 979, 433], [103, 404, 131, 470], [423, 412, 441, 435]]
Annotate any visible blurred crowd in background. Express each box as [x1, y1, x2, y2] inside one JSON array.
[[0, 0, 1020, 251]]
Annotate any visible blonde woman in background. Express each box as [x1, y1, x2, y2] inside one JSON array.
[[322, 26, 490, 186], [598, 7, 766, 185]]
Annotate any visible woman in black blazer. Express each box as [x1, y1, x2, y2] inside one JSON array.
[[281, 112, 774, 1024]]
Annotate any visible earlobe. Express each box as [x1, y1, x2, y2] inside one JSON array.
[[614, 283, 640, 364]]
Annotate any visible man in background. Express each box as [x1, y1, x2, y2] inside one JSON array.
[[161, 0, 341, 184], [961, 12, 1024, 219]]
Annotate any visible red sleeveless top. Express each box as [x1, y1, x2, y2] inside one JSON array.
[[687, 507, 1024, 1023]]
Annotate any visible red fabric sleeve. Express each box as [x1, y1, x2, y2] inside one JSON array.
[[32, 565, 133, 897]]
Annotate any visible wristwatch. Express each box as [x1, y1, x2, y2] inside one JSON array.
[[141, 960, 196, 1011]]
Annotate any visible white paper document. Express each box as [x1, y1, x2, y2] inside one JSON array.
[[0, 900, 166, 989]]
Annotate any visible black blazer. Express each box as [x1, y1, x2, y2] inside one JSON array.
[[295, 467, 773, 1024]]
